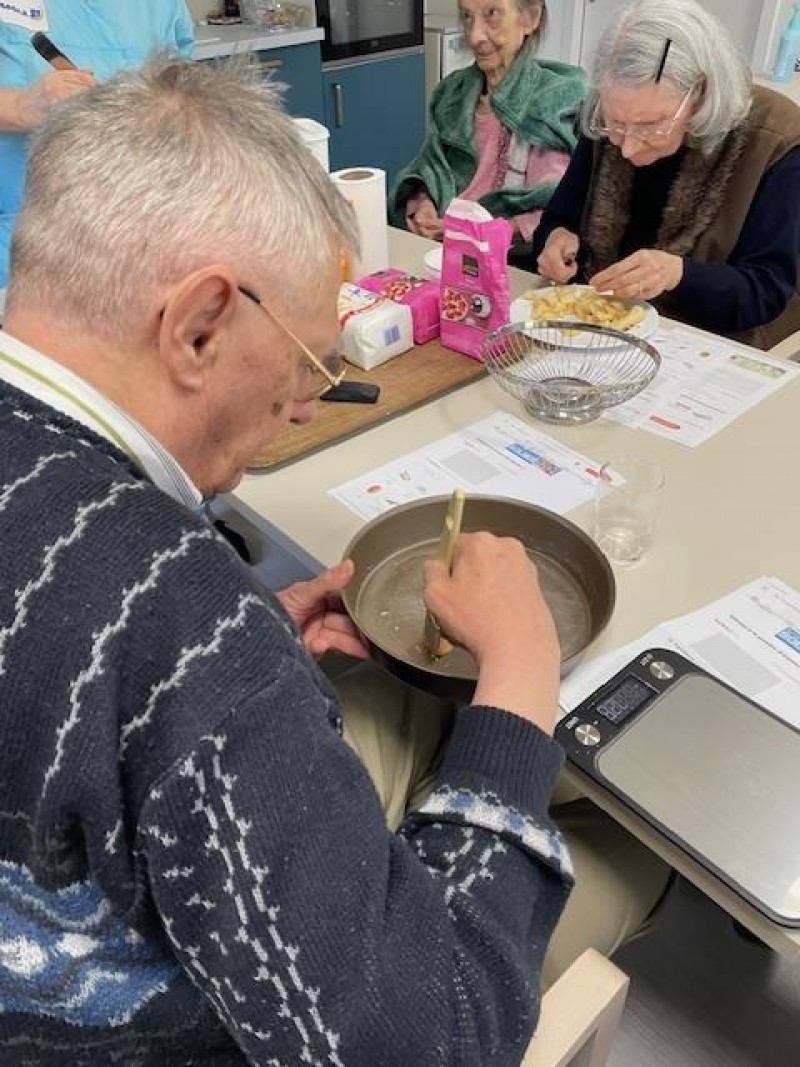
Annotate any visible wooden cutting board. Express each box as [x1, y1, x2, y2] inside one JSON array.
[[248, 340, 486, 473]]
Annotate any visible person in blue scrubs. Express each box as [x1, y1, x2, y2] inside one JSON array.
[[0, 2, 194, 288]]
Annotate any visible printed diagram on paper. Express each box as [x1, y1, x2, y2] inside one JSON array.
[[605, 328, 798, 447], [559, 577, 800, 731], [330, 411, 604, 520]]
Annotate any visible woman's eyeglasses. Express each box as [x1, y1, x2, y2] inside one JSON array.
[[238, 285, 345, 400], [588, 84, 696, 147]]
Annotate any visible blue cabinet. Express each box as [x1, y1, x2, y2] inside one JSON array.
[[322, 50, 425, 186], [255, 42, 325, 122]]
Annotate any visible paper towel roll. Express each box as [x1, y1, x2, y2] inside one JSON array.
[[330, 167, 390, 279]]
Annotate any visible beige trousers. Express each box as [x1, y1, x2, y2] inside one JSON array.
[[329, 656, 671, 987]]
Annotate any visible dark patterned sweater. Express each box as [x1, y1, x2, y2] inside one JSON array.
[[0, 382, 572, 1066]]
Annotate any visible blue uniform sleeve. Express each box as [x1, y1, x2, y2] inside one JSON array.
[[173, 1, 196, 59], [672, 147, 800, 333], [0, 2, 196, 286]]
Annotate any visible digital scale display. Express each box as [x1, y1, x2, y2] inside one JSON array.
[[558, 651, 800, 926], [595, 675, 655, 724]]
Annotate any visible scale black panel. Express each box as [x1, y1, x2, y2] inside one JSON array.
[[556, 648, 800, 926]]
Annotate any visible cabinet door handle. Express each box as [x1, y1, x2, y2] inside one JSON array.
[[332, 83, 345, 128], [258, 58, 284, 74]]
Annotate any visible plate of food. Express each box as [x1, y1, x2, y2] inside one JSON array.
[[423, 246, 443, 279], [510, 285, 659, 343]]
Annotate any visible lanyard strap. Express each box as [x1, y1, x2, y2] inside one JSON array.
[[0, 347, 137, 463]]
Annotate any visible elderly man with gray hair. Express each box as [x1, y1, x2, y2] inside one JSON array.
[[533, 0, 800, 350], [0, 58, 577, 1065]]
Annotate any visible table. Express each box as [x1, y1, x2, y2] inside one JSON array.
[[234, 228, 800, 959]]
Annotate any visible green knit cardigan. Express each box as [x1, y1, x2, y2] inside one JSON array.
[[388, 50, 586, 227]]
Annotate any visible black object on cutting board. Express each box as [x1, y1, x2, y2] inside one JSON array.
[[321, 382, 380, 403]]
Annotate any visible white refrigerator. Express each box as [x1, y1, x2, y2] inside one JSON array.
[[424, 15, 471, 105]]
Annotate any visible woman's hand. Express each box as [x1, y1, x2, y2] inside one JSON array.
[[424, 533, 560, 734], [407, 195, 444, 241], [590, 250, 684, 301], [277, 560, 370, 661], [536, 227, 580, 284], [13, 69, 95, 130]]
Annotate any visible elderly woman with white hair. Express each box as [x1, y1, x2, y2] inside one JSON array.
[[533, 0, 800, 349], [388, 0, 585, 248]]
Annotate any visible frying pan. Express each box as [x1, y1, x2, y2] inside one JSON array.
[[341, 495, 615, 699]]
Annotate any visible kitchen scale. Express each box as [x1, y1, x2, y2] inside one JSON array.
[[556, 648, 800, 926]]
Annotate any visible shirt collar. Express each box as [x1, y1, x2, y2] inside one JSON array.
[[0, 329, 202, 509]]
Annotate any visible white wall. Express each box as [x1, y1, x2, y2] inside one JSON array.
[[696, 0, 764, 61], [579, 0, 771, 69], [425, 0, 459, 19], [754, 0, 795, 74]]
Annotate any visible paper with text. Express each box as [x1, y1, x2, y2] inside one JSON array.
[[330, 411, 604, 521], [605, 328, 798, 447], [559, 576, 800, 731]]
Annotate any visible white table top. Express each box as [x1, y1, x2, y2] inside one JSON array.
[[234, 228, 800, 956]]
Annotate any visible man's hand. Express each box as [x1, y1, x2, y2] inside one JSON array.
[[277, 559, 369, 660], [8, 69, 96, 131], [424, 533, 560, 734], [407, 195, 444, 241], [590, 249, 684, 301], [536, 227, 580, 284]]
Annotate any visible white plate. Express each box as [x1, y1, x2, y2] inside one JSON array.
[[423, 246, 442, 278], [510, 285, 659, 344]]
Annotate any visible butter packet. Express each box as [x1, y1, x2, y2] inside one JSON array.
[[338, 282, 414, 371], [356, 269, 440, 345]]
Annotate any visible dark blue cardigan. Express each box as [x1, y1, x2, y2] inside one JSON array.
[[0, 381, 571, 1066], [531, 135, 800, 335]]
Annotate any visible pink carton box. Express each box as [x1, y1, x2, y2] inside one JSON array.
[[440, 208, 512, 360], [356, 268, 440, 345]]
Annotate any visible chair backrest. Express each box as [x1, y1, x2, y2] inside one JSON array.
[[520, 949, 629, 1067], [768, 329, 800, 363]]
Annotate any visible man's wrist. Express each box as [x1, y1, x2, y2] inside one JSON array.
[[473, 652, 558, 735], [0, 88, 35, 132]]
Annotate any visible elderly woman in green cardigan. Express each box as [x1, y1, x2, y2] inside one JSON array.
[[388, 0, 586, 247]]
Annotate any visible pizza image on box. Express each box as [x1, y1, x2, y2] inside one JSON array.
[[441, 287, 471, 322], [380, 278, 414, 301]]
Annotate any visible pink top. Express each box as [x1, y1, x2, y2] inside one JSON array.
[[407, 99, 571, 243]]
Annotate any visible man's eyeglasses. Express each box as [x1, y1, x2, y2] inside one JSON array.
[[238, 285, 345, 400], [588, 84, 696, 147]]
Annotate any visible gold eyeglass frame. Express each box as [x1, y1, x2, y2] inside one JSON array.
[[238, 284, 345, 399]]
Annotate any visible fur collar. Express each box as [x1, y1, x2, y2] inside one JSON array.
[[583, 125, 749, 274]]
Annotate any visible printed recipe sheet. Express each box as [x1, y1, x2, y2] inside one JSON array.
[[606, 328, 799, 447], [330, 411, 605, 521]]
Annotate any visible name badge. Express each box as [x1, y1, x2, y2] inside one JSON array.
[[0, 2, 49, 32]]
